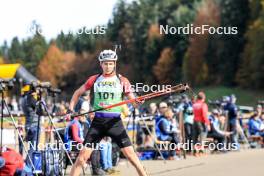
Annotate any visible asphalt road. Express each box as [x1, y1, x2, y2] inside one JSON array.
[[66, 149, 263, 176], [114, 149, 263, 176]]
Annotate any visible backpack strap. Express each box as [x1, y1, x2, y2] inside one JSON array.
[[117, 74, 125, 99], [90, 73, 102, 107]]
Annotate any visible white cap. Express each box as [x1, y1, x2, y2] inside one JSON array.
[[98, 50, 117, 62]]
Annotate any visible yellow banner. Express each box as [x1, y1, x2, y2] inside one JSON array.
[[0, 63, 20, 78]]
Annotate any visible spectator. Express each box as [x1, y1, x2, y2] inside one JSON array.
[[256, 104, 263, 118], [79, 100, 91, 135], [261, 112, 264, 123], [155, 108, 180, 160], [21, 86, 41, 169], [59, 101, 67, 114], [192, 91, 210, 155], [0, 157, 4, 169], [208, 109, 231, 151], [100, 137, 119, 174], [11, 97, 19, 112], [178, 95, 193, 152], [158, 102, 168, 116], [218, 115, 226, 131], [151, 102, 169, 147], [64, 113, 88, 150], [2, 97, 11, 115], [248, 105, 264, 141], [149, 103, 158, 115], [74, 91, 90, 113], [224, 94, 239, 149], [17, 118, 24, 156], [142, 103, 157, 148]]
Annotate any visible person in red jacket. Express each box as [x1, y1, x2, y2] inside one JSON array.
[[192, 91, 210, 155]]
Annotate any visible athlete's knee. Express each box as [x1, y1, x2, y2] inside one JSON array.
[[124, 148, 136, 161], [76, 148, 91, 166], [76, 155, 87, 166]]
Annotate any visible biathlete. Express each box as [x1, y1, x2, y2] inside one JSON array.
[[68, 49, 148, 176]]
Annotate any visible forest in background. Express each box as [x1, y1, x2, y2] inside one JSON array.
[[0, 0, 263, 95]]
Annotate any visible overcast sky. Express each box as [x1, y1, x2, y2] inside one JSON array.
[[0, 0, 119, 45]]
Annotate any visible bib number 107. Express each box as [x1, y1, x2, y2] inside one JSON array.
[[98, 92, 114, 99]]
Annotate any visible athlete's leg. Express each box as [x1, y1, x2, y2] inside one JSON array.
[[71, 118, 105, 175], [107, 118, 148, 176], [121, 146, 148, 176], [70, 146, 93, 176]]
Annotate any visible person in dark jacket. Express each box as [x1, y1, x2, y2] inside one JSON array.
[[21, 87, 41, 169], [21, 89, 39, 145], [224, 95, 239, 148]]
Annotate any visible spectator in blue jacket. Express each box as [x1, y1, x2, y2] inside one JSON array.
[[155, 108, 180, 159], [248, 105, 264, 141]]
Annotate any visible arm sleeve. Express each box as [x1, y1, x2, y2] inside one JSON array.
[[71, 123, 84, 143], [84, 74, 99, 91], [120, 76, 132, 95]]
